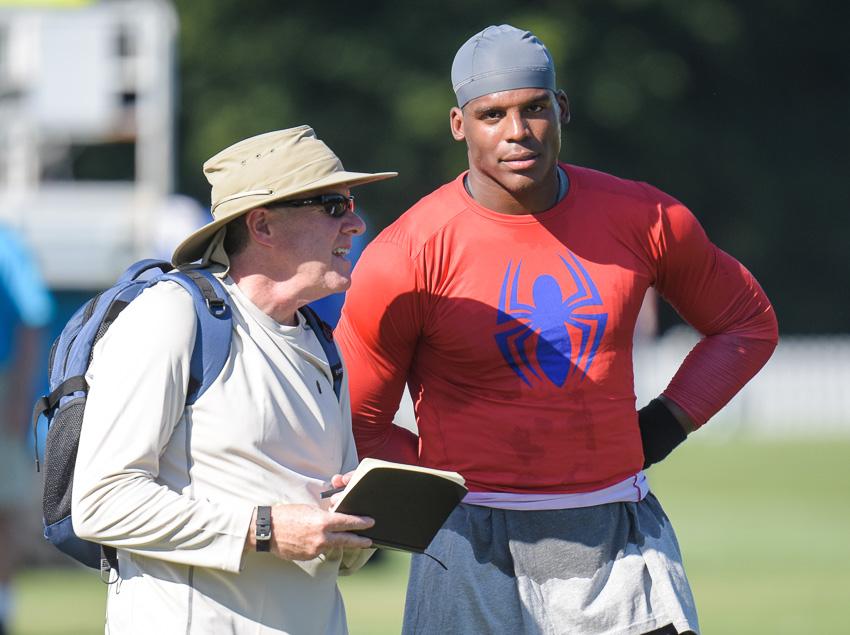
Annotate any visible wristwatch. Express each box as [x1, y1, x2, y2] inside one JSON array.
[[255, 506, 272, 552]]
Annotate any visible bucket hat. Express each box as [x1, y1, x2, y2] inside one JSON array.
[[172, 125, 396, 265]]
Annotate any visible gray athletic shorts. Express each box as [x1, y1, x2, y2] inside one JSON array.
[[403, 494, 699, 635]]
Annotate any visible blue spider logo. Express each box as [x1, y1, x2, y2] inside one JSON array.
[[495, 252, 608, 387]]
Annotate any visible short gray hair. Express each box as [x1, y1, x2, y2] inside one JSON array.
[[222, 215, 250, 257]]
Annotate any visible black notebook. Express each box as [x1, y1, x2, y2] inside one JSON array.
[[332, 458, 468, 553]]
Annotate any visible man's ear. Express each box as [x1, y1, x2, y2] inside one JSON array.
[[245, 207, 275, 248], [449, 106, 466, 141], [556, 90, 571, 126]]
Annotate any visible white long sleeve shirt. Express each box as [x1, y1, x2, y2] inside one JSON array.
[[72, 275, 366, 634]]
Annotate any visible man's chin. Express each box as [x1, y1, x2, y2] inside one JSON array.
[[498, 170, 545, 195], [323, 273, 352, 294]]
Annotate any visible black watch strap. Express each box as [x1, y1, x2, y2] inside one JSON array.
[[255, 506, 272, 552]]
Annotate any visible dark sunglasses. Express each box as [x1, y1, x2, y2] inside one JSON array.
[[273, 193, 355, 218]]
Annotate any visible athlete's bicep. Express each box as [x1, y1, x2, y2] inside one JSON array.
[[337, 240, 423, 454], [654, 196, 773, 338]]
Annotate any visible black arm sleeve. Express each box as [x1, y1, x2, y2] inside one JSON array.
[[638, 398, 688, 469]]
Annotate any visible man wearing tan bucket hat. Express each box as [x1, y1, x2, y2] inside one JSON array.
[[71, 126, 396, 634]]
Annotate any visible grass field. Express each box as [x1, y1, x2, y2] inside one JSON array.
[[10, 439, 850, 634]]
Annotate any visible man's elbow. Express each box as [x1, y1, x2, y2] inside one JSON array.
[[740, 304, 779, 355], [758, 305, 780, 358], [70, 487, 98, 541], [742, 306, 779, 373], [767, 306, 779, 347], [71, 500, 99, 542], [71, 481, 111, 542], [355, 423, 419, 464]]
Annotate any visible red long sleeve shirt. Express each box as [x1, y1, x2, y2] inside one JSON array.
[[336, 165, 778, 494]]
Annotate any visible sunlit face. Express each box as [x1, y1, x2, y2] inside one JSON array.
[[266, 187, 366, 302], [450, 88, 569, 212]]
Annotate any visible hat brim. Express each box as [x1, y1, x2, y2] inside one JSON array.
[[171, 169, 396, 265]]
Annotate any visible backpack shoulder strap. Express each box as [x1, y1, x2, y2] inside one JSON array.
[[117, 259, 173, 283], [155, 269, 232, 404], [299, 305, 343, 400]]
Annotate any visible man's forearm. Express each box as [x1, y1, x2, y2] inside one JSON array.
[[658, 394, 696, 433]]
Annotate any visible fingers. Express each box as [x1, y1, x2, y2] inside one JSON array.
[[291, 523, 373, 560], [267, 504, 374, 561], [325, 511, 374, 532], [330, 470, 354, 489], [326, 471, 355, 508], [328, 491, 345, 510], [322, 530, 373, 552]]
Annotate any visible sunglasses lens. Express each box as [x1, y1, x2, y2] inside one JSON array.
[[325, 196, 352, 217]]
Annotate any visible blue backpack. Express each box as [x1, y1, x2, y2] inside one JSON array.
[[31, 259, 342, 576]]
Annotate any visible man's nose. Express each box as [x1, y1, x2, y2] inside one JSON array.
[[342, 210, 366, 236], [505, 110, 530, 141]]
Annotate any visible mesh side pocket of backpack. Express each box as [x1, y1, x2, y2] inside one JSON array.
[[42, 396, 86, 526]]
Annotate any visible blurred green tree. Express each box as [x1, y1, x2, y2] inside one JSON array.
[[171, 0, 848, 334]]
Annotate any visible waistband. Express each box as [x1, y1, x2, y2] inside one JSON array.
[[462, 472, 648, 510]]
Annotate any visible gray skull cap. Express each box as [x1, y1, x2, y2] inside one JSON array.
[[451, 24, 556, 108]]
